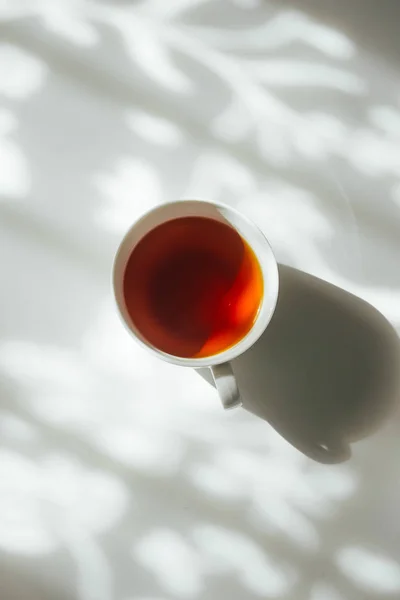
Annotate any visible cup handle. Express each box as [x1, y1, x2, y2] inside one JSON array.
[[210, 362, 242, 410]]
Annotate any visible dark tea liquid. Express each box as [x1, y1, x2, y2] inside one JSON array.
[[123, 216, 263, 358]]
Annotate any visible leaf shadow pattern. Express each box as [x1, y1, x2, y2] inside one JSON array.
[[0, 0, 400, 599]]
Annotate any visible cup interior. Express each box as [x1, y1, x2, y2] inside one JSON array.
[[113, 200, 279, 367]]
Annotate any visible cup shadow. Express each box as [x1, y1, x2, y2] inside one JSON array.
[[197, 264, 400, 463]]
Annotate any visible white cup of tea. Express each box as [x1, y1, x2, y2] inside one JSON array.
[[113, 200, 279, 410]]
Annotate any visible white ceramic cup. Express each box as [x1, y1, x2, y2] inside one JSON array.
[[113, 200, 279, 410]]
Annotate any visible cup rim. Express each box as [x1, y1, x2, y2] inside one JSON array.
[[113, 199, 279, 367]]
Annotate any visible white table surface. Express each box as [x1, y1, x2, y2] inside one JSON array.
[[1, 1, 400, 599]]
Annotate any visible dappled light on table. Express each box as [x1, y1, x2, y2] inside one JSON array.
[[0, 0, 400, 599], [337, 546, 400, 594]]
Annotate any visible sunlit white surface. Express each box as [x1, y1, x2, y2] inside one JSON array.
[[0, 44, 47, 98], [193, 524, 297, 595], [135, 529, 202, 597], [337, 547, 400, 593], [94, 158, 162, 233], [127, 111, 184, 147], [0, 0, 399, 599], [0, 110, 30, 197]]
